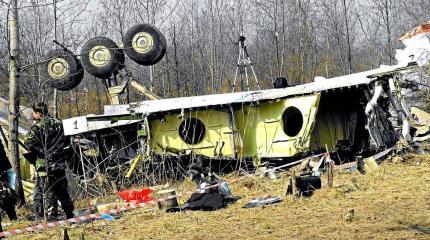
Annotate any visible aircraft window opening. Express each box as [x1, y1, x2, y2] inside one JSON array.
[[179, 117, 206, 144], [282, 106, 304, 137]]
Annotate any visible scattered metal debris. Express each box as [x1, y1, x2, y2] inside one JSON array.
[[242, 196, 282, 208]]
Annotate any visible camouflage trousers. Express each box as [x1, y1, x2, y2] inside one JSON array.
[[34, 170, 74, 221]]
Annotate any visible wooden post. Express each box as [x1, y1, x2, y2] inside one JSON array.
[[291, 170, 297, 196], [325, 145, 333, 188], [328, 161, 334, 188], [8, 0, 25, 203]]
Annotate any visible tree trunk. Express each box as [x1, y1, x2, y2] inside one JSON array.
[[274, 0, 281, 78], [342, 0, 353, 74], [191, 0, 196, 93], [53, 0, 58, 118], [383, 0, 393, 65], [8, 0, 25, 204], [173, 24, 180, 97], [209, 0, 216, 93]]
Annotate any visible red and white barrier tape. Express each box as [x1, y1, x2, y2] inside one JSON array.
[[0, 183, 222, 238], [0, 153, 324, 238]]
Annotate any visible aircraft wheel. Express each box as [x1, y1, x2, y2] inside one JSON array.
[[41, 49, 84, 91], [123, 23, 166, 66], [80, 37, 124, 79]]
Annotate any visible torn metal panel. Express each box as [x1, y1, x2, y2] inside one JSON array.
[[63, 116, 140, 135], [235, 94, 320, 159], [411, 107, 430, 125], [398, 21, 430, 66], [149, 109, 236, 158], [410, 107, 430, 142], [365, 82, 400, 149]]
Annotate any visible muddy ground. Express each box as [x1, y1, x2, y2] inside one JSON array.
[[6, 154, 430, 240]]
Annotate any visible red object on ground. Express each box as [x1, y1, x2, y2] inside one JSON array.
[[117, 188, 153, 203]]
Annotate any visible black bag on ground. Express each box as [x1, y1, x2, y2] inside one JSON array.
[[187, 192, 226, 211]]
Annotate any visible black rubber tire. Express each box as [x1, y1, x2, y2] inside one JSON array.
[[123, 23, 166, 66], [80, 37, 125, 79], [41, 49, 84, 91], [55, 59, 84, 91], [151, 32, 167, 64]]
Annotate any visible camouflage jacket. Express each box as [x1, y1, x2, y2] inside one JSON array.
[[24, 115, 70, 173]]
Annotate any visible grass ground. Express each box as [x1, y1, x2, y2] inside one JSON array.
[[6, 154, 430, 240]]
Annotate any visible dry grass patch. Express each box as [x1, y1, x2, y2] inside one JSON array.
[[7, 154, 430, 239]]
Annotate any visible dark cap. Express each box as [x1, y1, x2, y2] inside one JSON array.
[[32, 101, 48, 115]]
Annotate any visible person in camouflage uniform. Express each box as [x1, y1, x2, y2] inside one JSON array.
[[24, 101, 74, 221]]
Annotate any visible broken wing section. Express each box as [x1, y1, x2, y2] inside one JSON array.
[[235, 94, 320, 159]]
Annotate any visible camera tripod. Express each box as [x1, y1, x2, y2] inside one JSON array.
[[232, 36, 261, 92]]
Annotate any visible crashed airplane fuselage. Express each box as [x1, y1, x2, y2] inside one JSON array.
[[63, 64, 419, 166], [60, 22, 430, 183]]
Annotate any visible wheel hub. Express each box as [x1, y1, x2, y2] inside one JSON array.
[[89, 45, 111, 67], [132, 32, 153, 53], [47, 58, 69, 79]]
